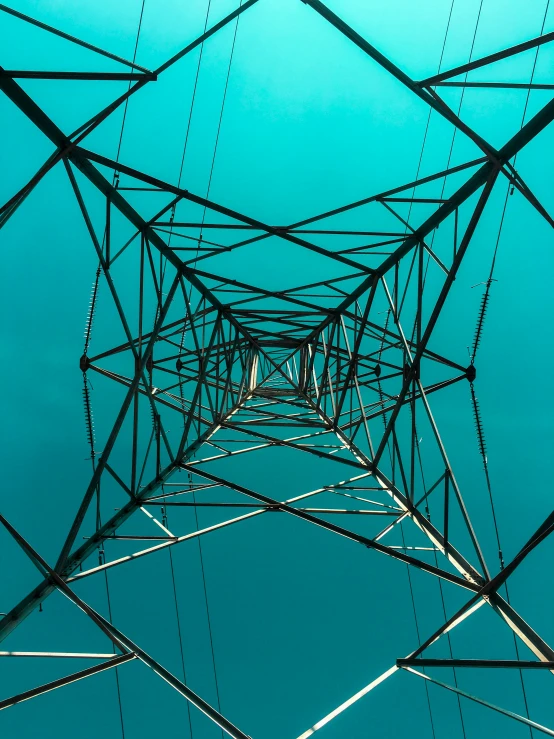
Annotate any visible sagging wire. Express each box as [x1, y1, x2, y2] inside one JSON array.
[[194, 1, 242, 255], [389, 0, 458, 322], [160, 485, 194, 738], [173, 0, 215, 402], [399, 517, 437, 739], [417, 0, 484, 294], [469, 0, 551, 573], [81, 266, 126, 736], [162, 5, 217, 732], [464, 5, 552, 732], [78, 172, 129, 736], [104, 3, 146, 733], [403, 0, 456, 233], [77, 2, 147, 735], [162, 3, 246, 734], [383, 0, 476, 693], [467, 288, 535, 737], [189, 466, 224, 732], [413, 428, 468, 739]]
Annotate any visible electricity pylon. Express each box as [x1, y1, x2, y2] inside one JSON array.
[[1, 2, 553, 737]]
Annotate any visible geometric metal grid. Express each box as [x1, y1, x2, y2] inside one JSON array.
[[1, 2, 553, 737]]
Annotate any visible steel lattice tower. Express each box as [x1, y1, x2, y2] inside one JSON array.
[[1, 2, 553, 737]]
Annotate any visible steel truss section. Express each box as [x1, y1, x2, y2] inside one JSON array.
[[1, 2, 553, 737]]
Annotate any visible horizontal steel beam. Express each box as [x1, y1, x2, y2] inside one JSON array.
[[397, 658, 554, 669], [0, 70, 156, 81]]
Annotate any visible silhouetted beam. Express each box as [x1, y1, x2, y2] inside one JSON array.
[[381, 197, 447, 203], [421, 31, 554, 86], [181, 463, 481, 592], [0, 70, 156, 81], [76, 146, 375, 274], [300, 0, 496, 157], [299, 91, 554, 337], [0, 654, 136, 711], [155, 222, 406, 236], [435, 81, 554, 90], [154, 0, 260, 74], [0, 513, 252, 739], [0, 651, 119, 659], [0, 3, 153, 73], [141, 502, 399, 515], [397, 658, 554, 669], [402, 667, 554, 737]]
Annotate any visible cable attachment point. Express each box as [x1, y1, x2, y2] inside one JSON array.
[[465, 364, 476, 383]]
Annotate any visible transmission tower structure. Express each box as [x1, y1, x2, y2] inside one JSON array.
[[1, 2, 554, 738]]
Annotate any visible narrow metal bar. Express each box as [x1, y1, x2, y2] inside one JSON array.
[[295, 666, 399, 739], [0, 513, 251, 739], [397, 658, 554, 669], [181, 464, 480, 591], [0, 70, 156, 80], [402, 667, 554, 737], [0, 652, 119, 659], [301, 0, 495, 157], [0, 4, 153, 72], [421, 31, 554, 85], [155, 0, 261, 74], [0, 654, 136, 711], [435, 81, 554, 90]]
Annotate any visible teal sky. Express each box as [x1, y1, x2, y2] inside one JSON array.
[[1, 1, 554, 738]]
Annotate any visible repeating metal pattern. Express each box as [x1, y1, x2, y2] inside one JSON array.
[[1, 2, 553, 737]]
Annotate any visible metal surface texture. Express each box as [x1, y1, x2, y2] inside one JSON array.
[[0, 1, 553, 737]]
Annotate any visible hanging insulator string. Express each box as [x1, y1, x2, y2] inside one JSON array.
[[83, 265, 101, 357], [470, 279, 493, 364], [82, 376, 96, 464], [78, 0, 147, 732]]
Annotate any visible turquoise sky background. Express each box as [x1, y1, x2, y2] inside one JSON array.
[[1, 1, 554, 737]]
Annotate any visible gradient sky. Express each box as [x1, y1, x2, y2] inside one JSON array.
[[1, 1, 553, 738]]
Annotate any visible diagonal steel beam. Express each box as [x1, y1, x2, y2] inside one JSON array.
[[0, 654, 137, 711], [421, 30, 554, 86], [300, 0, 497, 157], [0, 3, 153, 73], [0, 512, 252, 739], [74, 146, 375, 274], [271, 90, 554, 377]]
